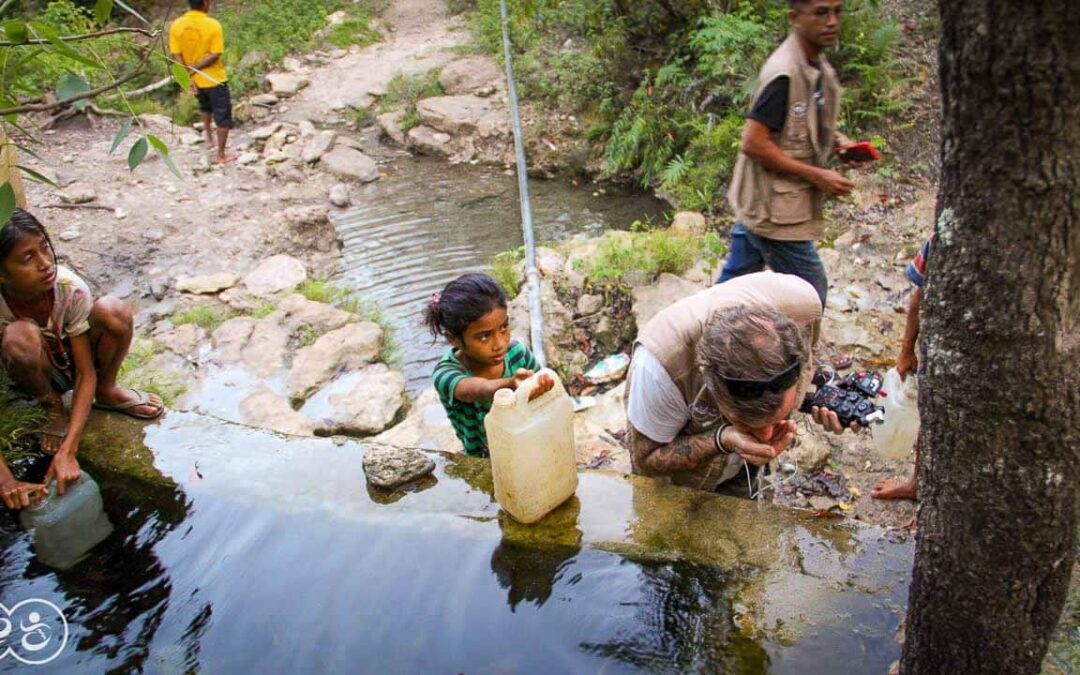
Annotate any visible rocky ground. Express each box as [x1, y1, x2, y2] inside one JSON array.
[[11, 0, 936, 531]]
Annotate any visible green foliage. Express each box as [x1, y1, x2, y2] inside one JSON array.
[[353, 104, 375, 128], [0, 370, 45, 458], [172, 304, 230, 332], [296, 325, 321, 348], [118, 338, 187, 406], [325, 9, 381, 49], [297, 278, 397, 364], [459, 0, 903, 211], [170, 93, 200, 126], [489, 246, 525, 297], [572, 227, 722, 284], [380, 69, 443, 130]]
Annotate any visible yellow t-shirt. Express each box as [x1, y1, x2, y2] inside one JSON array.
[[168, 10, 228, 89]]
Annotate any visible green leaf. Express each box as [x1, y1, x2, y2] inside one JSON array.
[[0, 182, 15, 228], [56, 72, 92, 111], [94, 0, 114, 25], [2, 20, 28, 44], [12, 142, 45, 163], [170, 62, 191, 91], [31, 22, 101, 69], [127, 136, 148, 171], [112, 0, 149, 25], [147, 134, 181, 179], [15, 166, 58, 187], [109, 118, 133, 155]]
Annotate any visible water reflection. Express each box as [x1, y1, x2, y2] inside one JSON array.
[[491, 498, 583, 612]]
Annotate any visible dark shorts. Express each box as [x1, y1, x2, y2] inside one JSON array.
[[196, 84, 234, 128]]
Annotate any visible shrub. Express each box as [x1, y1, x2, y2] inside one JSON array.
[[0, 371, 44, 460], [572, 226, 724, 285], [490, 247, 525, 298]]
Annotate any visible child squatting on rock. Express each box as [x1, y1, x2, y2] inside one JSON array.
[[0, 208, 164, 510], [425, 273, 553, 458]]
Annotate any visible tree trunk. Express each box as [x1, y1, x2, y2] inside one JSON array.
[[0, 127, 27, 208], [900, 1, 1080, 673]]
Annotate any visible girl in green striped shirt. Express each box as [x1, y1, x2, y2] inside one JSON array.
[[424, 273, 553, 457]]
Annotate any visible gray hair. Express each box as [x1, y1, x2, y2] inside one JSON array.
[[696, 305, 809, 426]]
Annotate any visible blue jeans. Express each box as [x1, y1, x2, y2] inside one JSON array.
[[716, 222, 828, 307]]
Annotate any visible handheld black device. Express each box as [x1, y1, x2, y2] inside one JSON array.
[[799, 369, 885, 428]]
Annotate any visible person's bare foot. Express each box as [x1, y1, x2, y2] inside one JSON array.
[[872, 477, 918, 501], [213, 152, 238, 165], [38, 395, 67, 455]]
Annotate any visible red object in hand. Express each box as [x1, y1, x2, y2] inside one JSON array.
[[838, 141, 881, 162]]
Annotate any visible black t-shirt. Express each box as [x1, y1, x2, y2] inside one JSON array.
[[748, 66, 824, 135]]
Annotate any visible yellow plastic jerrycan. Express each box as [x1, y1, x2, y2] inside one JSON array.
[[485, 368, 578, 524], [871, 367, 920, 461]]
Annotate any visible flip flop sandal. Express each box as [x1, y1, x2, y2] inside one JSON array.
[[93, 390, 165, 420]]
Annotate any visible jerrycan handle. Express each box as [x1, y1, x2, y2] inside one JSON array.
[[514, 368, 564, 411]]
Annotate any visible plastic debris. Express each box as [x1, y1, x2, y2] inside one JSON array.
[[584, 353, 630, 385]]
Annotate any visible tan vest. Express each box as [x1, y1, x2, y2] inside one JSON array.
[[630, 272, 822, 490], [727, 34, 842, 242]]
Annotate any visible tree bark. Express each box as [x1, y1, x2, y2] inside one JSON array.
[[0, 128, 27, 208], [900, 1, 1080, 673]]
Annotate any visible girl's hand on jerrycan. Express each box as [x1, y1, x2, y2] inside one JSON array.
[[512, 369, 554, 401]]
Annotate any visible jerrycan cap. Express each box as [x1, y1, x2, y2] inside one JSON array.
[[493, 388, 516, 409]]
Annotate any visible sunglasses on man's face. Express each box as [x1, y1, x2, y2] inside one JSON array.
[[718, 359, 802, 399]]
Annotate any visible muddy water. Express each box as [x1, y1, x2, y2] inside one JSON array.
[[332, 158, 668, 393], [0, 413, 911, 672]]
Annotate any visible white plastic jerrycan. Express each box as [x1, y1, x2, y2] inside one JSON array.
[[20, 471, 114, 570], [871, 367, 920, 461], [485, 368, 578, 524]]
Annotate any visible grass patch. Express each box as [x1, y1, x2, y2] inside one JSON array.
[[170, 94, 201, 126], [172, 304, 232, 333], [325, 6, 382, 49], [117, 339, 188, 407], [353, 105, 376, 128], [380, 69, 443, 131], [296, 325, 321, 348], [0, 371, 45, 462], [490, 247, 525, 298], [572, 226, 726, 285]]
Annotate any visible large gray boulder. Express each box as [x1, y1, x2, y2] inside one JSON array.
[[176, 273, 239, 295], [302, 130, 337, 164], [302, 364, 406, 436], [406, 125, 452, 157], [286, 322, 383, 400], [266, 72, 309, 96], [320, 147, 380, 183], [274, 294, 356, 334], [376, 112, 407, 146], [438, 57, 502, 95], [242, 255, 308, 297], [415, 95, 493, 135], [373, 387, 464, 454], [240, 387, 316, 437], [631, 273, 704, 328], [362, 444, 436, 489]]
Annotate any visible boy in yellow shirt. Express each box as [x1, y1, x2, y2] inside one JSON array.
[[169, 0, 236, 164]]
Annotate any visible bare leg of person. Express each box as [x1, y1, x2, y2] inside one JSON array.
[[201, 111, 214, 147], [89, 297, 162, 417], [872, 438, 919, 501], [213, 126, 237, 164], [0, 321, 66, 453]]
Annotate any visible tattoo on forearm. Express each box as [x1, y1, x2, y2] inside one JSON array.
[[631, 429, 715, 475]]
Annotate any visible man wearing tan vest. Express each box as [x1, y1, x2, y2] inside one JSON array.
[[626, 272, 856, 495], [719, 0, 854, 306]]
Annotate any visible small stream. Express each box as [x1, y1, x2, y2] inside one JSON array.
[[331, 157, 668, 393]]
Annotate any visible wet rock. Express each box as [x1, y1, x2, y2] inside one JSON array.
[[536, 247, 565, 280], [251, 122, 282, 141], [786, 432, 834, 475], [416, 95, 492, 135], [671, 211, 707, 235], [242, 254, 308, 297], [632, 273, 703, 328], [406, 126, 452, 157], [376, 112, 407, 146], [250, 93, 279, 107], [808, 495, 838, 511], [329, 183, 351, 207], [240, 387, 316, 437], [320, 147, 380, 183], [283, 204, 329, 228], [241, 320, 290, 377], [373, 387, 464, 453], [576, 294, 604, 317], [303, 364, 406, 436], [154, 324, 206, 359], [58, 184, 96, 204], [266, 72, 309, 97], [438, 56, 502, 96], [282, 205, 339, 254], [212, 317, 257, 363], [275, 294, 356, 334], [362, 444, 436, 489], [286, 321, 383, 400], [176, 273, 239, 295]]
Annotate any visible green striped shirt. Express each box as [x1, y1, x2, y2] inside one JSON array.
[[432, 340, 539, 457]]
